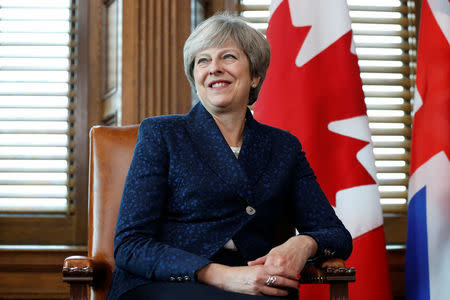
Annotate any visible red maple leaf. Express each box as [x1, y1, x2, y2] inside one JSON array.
[[254, 0, 375, 206]]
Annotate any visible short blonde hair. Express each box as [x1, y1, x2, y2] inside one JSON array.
[[183, 13, 270, 105]]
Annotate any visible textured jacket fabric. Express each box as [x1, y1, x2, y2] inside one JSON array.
[[107, 102, 352, 299]]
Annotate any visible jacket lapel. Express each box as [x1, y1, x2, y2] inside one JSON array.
[[185, 103, 272, 204], [185, 103, 248, 199], [239, 109, 272, 188]]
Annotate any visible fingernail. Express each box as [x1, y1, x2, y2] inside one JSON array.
[[297, 282, 301, 289], [297, 274, 301, 279]]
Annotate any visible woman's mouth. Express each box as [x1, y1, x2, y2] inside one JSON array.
[[208, 80, 231, 88]]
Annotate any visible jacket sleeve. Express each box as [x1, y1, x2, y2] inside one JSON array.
[[289, 138, 353, 261], [113, 118, 211, 282]]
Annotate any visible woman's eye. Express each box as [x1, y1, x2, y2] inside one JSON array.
[[224, 54, 236, 60], [197, 58, 208, 64]]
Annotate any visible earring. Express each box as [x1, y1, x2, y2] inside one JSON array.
[[251, 83, 257, 88]]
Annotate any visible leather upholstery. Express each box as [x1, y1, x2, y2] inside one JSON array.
[[88, 125, 139, 299]]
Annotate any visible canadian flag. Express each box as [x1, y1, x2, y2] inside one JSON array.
[[253, 0, 392, 299]]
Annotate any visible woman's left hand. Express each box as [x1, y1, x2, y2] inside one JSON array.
[[247, 235, 318, 280]]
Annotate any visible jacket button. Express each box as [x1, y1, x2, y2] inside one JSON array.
[[246, 206, 256, 215], [169, 276, 176, 282], [184, 275, 191, 281], [176, 276, 183, 282]]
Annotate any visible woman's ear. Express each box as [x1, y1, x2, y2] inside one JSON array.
[[251, 76, 262, 88]]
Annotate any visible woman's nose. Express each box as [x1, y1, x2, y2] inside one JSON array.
[[208, 60, 223, 75]]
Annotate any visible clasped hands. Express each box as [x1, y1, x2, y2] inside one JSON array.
[[197, 235, 318, 297]]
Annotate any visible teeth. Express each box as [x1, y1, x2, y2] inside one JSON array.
[[211, 82, 228, 88]]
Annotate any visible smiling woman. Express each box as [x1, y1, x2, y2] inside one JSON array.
[[107, 13, 352, 300], [182, 14, 270, 148], [183, 14, 270, 106], [193, 41, 258, 123]]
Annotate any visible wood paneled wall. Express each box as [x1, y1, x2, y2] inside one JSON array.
[[102, 0, 123, 125], [122, 0, 192, 125], [0, 246, 86, 299]]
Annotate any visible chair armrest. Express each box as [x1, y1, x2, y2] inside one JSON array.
[[300, 258, 356, 284], [62, 255, 106, 286]]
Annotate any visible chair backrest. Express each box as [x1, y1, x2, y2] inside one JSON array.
[[88, 125, 139, 299]]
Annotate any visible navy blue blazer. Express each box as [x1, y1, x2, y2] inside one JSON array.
[[107, 102, 352, 299]]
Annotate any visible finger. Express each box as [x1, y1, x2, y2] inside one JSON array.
[[262, 264, 299, 281], [247, 255, 267, 266], [259, 286, 290, 297], [265, 275, 299, 290], [280, 271, 300, 281]]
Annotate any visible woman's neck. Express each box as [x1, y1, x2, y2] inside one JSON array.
[[210, 109, 246, 148]]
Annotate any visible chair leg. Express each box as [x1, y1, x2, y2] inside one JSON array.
[[69, 283, 88, 300], [330, 282, 348, 300]]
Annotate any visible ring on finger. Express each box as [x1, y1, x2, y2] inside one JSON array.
[[265, 275, 277, 287]]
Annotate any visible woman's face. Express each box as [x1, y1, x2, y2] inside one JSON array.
[[193, 39, 260, 114]]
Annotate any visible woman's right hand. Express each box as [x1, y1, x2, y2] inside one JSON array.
[[196, 263, 298, 297]]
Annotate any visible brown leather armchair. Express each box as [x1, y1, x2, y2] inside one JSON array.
[[62, 125, 355, 300]]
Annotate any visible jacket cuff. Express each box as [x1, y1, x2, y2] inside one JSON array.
[[150, 249, 212, 283], [297, 232, 336, 262]]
